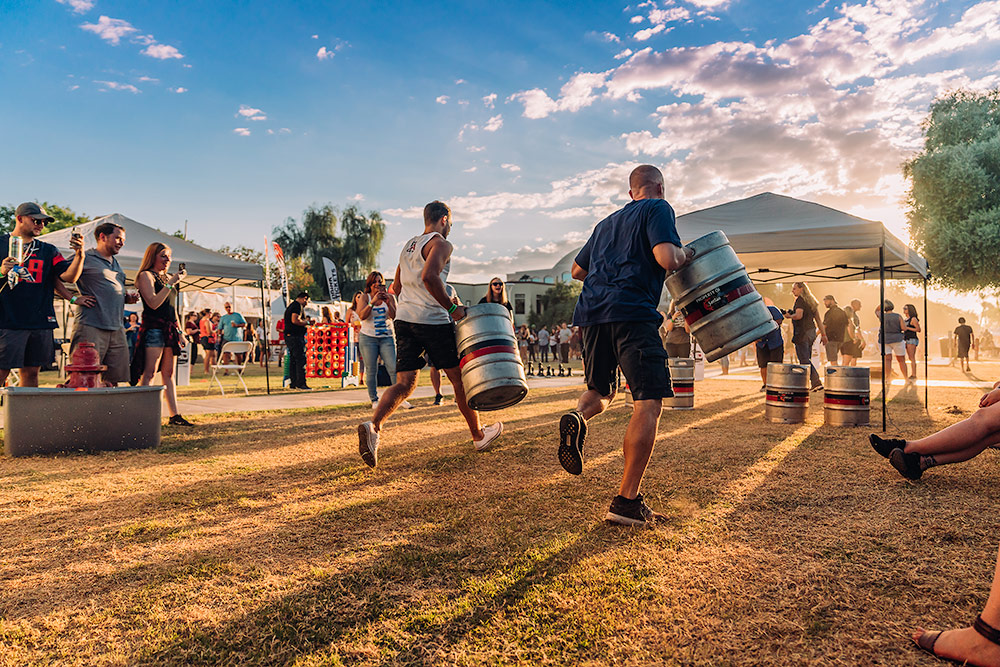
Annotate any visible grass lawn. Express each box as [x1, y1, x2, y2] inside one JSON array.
[[1, 362, 998, 665]]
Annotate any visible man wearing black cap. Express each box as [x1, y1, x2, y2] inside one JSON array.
[[0, 203, 84, 387], [822, 294, 848, 366]]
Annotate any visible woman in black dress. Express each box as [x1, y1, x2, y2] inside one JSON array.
[[903, 303, 921, 379]]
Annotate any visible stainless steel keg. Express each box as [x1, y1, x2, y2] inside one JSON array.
[[664, 358, 695, 410], [765, 363, 810, 423], [823, 366, 870, 426], [665, 231, 777, 362], [455, 303, 528, 411]]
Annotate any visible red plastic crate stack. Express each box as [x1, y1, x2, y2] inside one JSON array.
[[306, 323, 349, 379]]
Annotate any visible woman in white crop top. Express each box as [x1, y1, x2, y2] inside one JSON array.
[[357, 271, 408, 407]]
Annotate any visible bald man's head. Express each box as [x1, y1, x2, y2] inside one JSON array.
[[629, 165, 664, 200]]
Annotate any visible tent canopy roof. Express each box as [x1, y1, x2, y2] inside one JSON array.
[[42, 213, 263, 290], [675, 192, 928, 283]]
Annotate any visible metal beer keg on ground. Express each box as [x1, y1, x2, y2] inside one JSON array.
[[455, 303, 528, 411], [664, 358, 695, 409], [665, 231, 777, 362], [824, 366, 870, 426], [765, 363, 810, 423]]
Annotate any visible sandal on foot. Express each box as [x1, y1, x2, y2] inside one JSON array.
[[913, 614, 1000, 663]]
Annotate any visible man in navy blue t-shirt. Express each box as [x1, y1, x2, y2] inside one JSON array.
[[0, 202, 84, 386], [557, 165, 692, 527]]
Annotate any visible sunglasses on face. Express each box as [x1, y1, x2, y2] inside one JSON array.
[[491, 282, 502, 287]]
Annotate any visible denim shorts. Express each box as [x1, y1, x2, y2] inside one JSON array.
[[145, 328, 167, 348]]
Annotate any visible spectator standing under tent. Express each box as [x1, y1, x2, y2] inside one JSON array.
[[955, 317, 975, 372], [786, 282, 826, 391], [199, 310, 217, 374], [134, 242, 191, 426], [902, 303, 921, 379], [875, 300, 908, 381], [822, 294, 849, 366], [219, 301, 247, 365], [125, 312, 140, 362], [184, 312, 200, 367], [841, 301, 864, 366]]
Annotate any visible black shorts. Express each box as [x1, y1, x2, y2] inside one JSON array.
[[581, 321, 671, 401], [0, 328, 55, 370], [756, 344, 783, 368], [395, 320, 460, 373], [958, 343, 971, 359]]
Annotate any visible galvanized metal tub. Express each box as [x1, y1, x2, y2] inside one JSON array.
[[455, 303, 528, 411], [2, 386, 163, 457], [665, 231, 777, 362], [824, 366, 870, 426], [664, 358, 695, 410], [765, 363, 809, 423]]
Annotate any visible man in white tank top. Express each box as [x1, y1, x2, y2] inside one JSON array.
[[357, 201, 502, 467]]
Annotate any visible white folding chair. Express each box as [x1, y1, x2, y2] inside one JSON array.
[[207, 341, 254, 395]]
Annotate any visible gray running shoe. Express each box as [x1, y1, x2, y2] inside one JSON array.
[[358, 421, 379, 468]]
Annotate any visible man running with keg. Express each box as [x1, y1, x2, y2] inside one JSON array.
[[558, 165, 692, 527], [357, 201, 503, 467]]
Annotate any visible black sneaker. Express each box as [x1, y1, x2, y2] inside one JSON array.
[[558, 410, 587, 475], [433, 394, 443, 406], [168, 414, 193, 427], [870, 433, 906, 459], [605, 493, 665, 527], [889, 447, 923, 480]]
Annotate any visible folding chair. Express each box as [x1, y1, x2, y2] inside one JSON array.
[[207, 341, 253, 395]]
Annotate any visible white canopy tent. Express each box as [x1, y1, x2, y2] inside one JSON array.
[[43, 213, 264, 289], [673, 192, 930, 430]]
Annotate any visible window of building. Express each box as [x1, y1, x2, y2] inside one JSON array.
[[536, 296, 542, 314], [514, 293, 525, 315], [544, 276, 554, 284], [561, 271, 572, 282]]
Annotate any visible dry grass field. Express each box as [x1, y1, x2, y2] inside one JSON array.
[[2, 363, 998, 665]]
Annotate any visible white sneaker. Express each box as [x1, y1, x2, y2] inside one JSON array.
[[473, 422, 503, 452], [401, 400, 413, 409], [372, 400, 379, 408], [358, 421, 379, 468]]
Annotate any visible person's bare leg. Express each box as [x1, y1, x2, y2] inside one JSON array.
[[914, 543, 1000, 665], [430, 367, 441, 394], [372, 370, 417, 432], [896, 354, 908, 378], [618, 399, 662, 499], [159, 348, 179, 417], [906, 403, 1000, 455], [442, 366, 484, 440], [577, 387, 615, 420], [760, 366, 767, 385], [18, 367, 39, 387], [884, 354, 894, 381], [140, 347, 163, 386], [907, 346, 918, 377]]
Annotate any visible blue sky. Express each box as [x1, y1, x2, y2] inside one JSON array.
[[1, 0, 998, 283]]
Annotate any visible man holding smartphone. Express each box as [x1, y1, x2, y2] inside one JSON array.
[[70, 221, 137, 386]]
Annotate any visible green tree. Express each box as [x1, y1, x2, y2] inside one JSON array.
[[904, 89, 1000, 291], [528, 281, 582, 330], [2, 201, 90, 235], [218, 244, 284, 291], [273, 203, 385, 300]]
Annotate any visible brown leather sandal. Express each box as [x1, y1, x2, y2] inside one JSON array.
[[914, 614, 1000, 663]]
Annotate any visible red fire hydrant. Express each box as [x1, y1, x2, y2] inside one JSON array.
[[58, 342, 111, 389]]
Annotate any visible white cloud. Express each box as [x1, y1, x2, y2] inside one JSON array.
[[311, 34, 318, 39], [81, 16, 136, 44], [436, 95, 449, 104], [316, 46, 334, 60], [630, 15, 644, 24], [633, 24, 666, 41], [279, 127, 291, 134], [615, 48, 634, 60], [467, 145, 486, 152], [170, 86, 187, 93], [455, 78, 467, 84], [237, 105, 267, 121], [143, 43, 182, 59], [463, 166, 478, 172], [349, 193, 365, 201], [483, 93, 497, 108], [137, 76, 158, 83], [57, 0, 95, 13], [501, 163, 521, 172], [94, 80, 139, 93], [233, 128, 251, 136], [483, 114, 503, 132], [508, 71, 608, 118]]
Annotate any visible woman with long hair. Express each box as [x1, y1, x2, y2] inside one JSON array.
[[903, 303, 921, 379], [321, 306, 334, 324], [357, 271, 410, 409], [135, 242, 191, 426], [345, 290, 365, 379], [787, 281, 827, 391], [479, 277, 513, 314]]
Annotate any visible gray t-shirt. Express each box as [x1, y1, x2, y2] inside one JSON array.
[[75, 249, 126, 331], [878, 311, 905, 345]]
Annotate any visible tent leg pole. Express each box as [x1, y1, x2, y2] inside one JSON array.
[[261, 282, 270, 395], [924, 278, 928, 412], [880, 246, 886, 432]]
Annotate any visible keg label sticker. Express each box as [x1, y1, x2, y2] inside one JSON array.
[[766, 390, 809, 403], [671, 381, 694, 394], [681, 276, 755, 325], [823, 392, 870, 406]]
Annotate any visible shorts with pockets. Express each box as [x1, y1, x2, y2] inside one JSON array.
[[395, 320, 460, 373], [0, 329, 55, 370], [581, 321, 672, 401]]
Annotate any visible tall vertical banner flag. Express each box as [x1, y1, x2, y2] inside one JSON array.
[[322, 257, 341, 302], [272, 242, 289, 302]]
